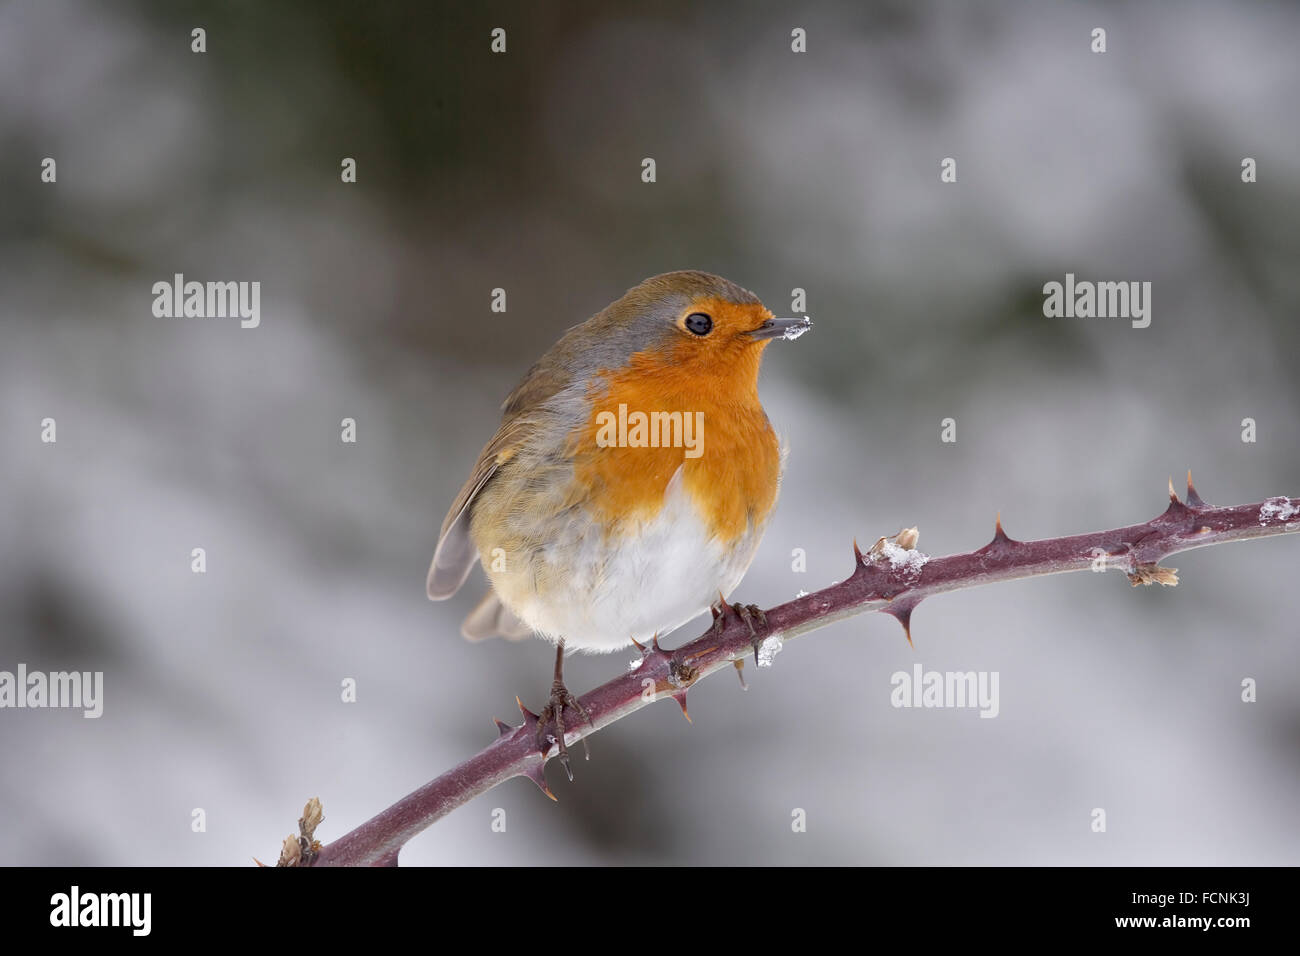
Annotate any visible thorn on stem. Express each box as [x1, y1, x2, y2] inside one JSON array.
[[493, 717, 513, 738], [978, 514, 1016, 554], [523, 763, 557, 801], [734, 658, 748, 690], [716, 592, 733, 615], [1164, 476, 1192, 517], [516, 696, 540, 724], [672, 690, 692, 722], [883, 598, 919, 649], [1186, 470, 1208, 509]]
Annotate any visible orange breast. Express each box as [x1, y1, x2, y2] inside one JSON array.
[[569, 332, 782, 545]]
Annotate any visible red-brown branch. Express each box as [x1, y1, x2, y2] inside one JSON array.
[[306, 477, 1299, 866]]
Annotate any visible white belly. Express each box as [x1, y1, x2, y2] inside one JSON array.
[[510, 468, 761, 653]]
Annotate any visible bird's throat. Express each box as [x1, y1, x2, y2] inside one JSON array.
[[572, 345, 780, 543]]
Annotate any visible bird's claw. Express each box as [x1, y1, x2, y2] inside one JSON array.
[[536, 679, 592, 781], [712, 600, 768, 665]]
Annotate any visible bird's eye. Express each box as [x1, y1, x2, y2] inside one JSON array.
[[684, 312, 713, 336]]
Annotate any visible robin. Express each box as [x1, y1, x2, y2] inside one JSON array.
[[427, 270, 811, 774]]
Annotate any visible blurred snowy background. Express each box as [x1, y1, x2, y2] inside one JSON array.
[[2, 0, 1298, 865]]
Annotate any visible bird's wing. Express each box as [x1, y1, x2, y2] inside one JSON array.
[[426, 344, 580, 602], [426, 419, 515, 600]]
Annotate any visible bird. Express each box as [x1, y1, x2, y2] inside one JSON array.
[[427, 270, 811, 775]]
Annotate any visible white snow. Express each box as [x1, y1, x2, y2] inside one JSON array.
[[782, 317, 813, 341], [1259, 497, 1299, 526], [878, 540, 930, 577], [756, 634, 784, 667]]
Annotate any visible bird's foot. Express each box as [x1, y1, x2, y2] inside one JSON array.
[[536, 678, 592, 781], [711, 597, 769, 665]]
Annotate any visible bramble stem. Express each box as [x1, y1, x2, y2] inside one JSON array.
[[306, 480, 1299, 866]]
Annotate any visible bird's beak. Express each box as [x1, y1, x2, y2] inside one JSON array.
[[749, 316, 813, 341]]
